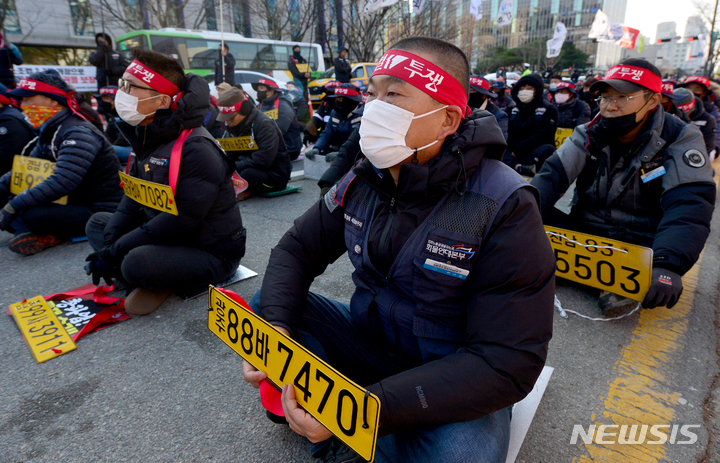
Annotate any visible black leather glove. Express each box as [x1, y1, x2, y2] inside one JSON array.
[[305, 148, 320, 160], [0, 204, 17, 232], [325, 151, 338, 163], [643, 268, 683, 309], [85, 250, 118, 286]]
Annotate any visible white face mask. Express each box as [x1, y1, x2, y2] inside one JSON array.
[[115, 90, 163, 126], [359, 99, 447, 169], [549, 83, 558, 91], [518, 90, 535, 104], [554, 92, 571, 104]]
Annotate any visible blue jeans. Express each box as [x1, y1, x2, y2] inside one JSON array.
[[249, 290, 511, 463]]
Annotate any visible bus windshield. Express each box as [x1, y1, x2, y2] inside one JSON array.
[[143, 34, 319, 73]]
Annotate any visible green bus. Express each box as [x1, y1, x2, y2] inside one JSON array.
[[116, 28, 325, 79]]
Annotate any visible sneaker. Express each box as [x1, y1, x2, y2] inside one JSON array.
[[598, 290, 635, 317], [8, 232, 62, 256], [236, 191, 252, 202], [515, 164, 536, 177], [124, 288, 172, 315], [317, 438, 364, 463]]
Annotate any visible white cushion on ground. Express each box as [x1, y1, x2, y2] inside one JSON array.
[[506, 366, 554, 463]]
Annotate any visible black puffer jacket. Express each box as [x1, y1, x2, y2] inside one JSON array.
[[258, 93, 303, 154], [104, 74, 245, 264], [507, 74, 558, 159], [0, 108, 122, 212], [686, 96, 717, 155], [260, 110, 555, 435], [222, 106, 291, 182], [556, 97, 591, 129], [0, 105, 35, 176]]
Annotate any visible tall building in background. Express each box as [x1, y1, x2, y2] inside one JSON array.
[[592, 0, 629, 69]]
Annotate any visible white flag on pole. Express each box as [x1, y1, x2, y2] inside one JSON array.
[[470, 0, 483, 20], [588, 9, 609, 39], [546, 21, 567, 58], [497, 0, 513, 27], [364, 0, 399, 14]]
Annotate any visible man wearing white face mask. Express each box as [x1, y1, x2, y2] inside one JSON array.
[[242, 37, 555, 463], [549, 81, 591, 129], [505, 73, 559, 177], [84, 49, 245, 315]]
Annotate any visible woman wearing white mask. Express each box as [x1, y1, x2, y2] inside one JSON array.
[[505, 73, 559, 176], [84, 49, 246, 315], [550, 81, 591, 129], [242, 37, 555, 463]]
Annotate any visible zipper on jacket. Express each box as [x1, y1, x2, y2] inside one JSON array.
[[389, 297, 401, 352], [378, 196, 397, 280]]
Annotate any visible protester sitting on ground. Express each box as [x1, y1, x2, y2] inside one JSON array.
[[217, 88, 291, 200], [0, 33, 22, 89], [84, 50, 246, 315], [303, 80, 340, 145], [203, 95, 224, 138], [678, 75, 720, 154], [285, 82, 311, 124], [305, 83, 362, 159], [674, 87, 717, 158], [504, 73, 558, 176], [469, 75, 508, 140], [531, 58, 716, 316], [0, 83, 34, 176], [316, 125, 361, 197], [545, 74, 564, 102], [550, 81, 591, 129], [242, 36, 555, 463], [660, 80, 690, 123], [0, 69, 122, 255], [233, 83, 256, 106], [580, 76, 600, 116], [252, 78, 303, 161], [491, 80, 515, 110], [93, 85, 132, 163]]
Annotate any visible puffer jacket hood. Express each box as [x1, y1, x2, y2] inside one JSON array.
[[118, 73, 211, 157], [511, 73, 545, 110], [689, 96, 706, 120], [355, 109, 507, 198]]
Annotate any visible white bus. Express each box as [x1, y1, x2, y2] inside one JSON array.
[[116, 28, 325, 80]]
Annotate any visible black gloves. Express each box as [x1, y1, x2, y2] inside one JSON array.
[[85, 250, 118, 286], [0, 204, 16, 232], [643, 268, 683, 309], [305, 148, 320, 160], [325, 151, 338, 163]]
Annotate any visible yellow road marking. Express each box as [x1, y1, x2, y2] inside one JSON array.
[[572, 159, 720, 462]]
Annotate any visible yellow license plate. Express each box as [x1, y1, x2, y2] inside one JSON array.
[[118, 171, 178, 216], [217, 136, 257, 152], [554, 127, 573, 148], [264, 109, 279, 120], [545, 226, 653, 301], [207, 287, 380, 462], [10, 155, 68, 205], [10, 296, 77, 363]]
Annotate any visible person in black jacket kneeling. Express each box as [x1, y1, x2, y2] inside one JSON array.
[[0, 69, 122, 255], [217, 87, 291, 200], [84, 50, 246, 315]]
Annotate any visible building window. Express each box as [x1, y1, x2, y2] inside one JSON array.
[[2, 0, 21, 34], [123, 0, 145, 30], [232, 0, 252, 37], [205, 0, 217, 30], [68, 0, 94, 36]]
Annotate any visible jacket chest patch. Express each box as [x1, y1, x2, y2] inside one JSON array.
[[148, 157, 169, 166], [344, 211, 364, 231], [424, 235, 477, 263]]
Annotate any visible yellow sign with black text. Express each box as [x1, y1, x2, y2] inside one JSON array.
[[554, 128, 574, 148], [217, 136, 257, 152], [295, 63, 311, 73], [264, 109, 279, 120], [10, 155, 68, 204], [207, 287, 380, 462], [545, 226, 653, 301], [118, 171, 178, 216], [10, 296, 77, 363]]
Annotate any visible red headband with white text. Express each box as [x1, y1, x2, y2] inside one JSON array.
[[126, 60, 180, 96], [17, 78, 87, 120], [677, 99, 696, 113], [373, 49, 469, 115], [605, 64, 662, 93], [469, 76, 491, 91], [218, 96, 248, 114]]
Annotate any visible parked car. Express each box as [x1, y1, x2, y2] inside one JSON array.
[[204, 70, 287, 101], [483, 71, 520, 87], [307, 62, 376, 105]]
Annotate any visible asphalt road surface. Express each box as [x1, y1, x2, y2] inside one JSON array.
[[1, 165, 719, 463]]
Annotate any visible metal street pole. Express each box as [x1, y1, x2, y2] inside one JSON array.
[[705, 0, 718, 76], [220, 0, 225, 83]]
